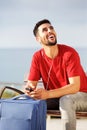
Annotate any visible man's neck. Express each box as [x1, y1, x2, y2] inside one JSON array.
[[43, 44, 59, 59]]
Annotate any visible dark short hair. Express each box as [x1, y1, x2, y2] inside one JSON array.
[[33, 19, 51, 36]]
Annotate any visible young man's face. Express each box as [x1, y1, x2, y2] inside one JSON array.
[[36, 23, 57, 46]]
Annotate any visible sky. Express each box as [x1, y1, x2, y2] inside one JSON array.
[[0, 0, 87, 48]]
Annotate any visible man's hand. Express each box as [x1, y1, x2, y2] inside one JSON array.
[[29, 88, 49, 100], [24, 81, 37, 95]]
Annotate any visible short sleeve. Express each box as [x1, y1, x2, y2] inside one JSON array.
[[66, 50, 81, 77], [28, 53, 41, 81]]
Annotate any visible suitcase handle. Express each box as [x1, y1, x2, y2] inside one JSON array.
[[0, 86, 24, 99], [11, 94, 32, 100]]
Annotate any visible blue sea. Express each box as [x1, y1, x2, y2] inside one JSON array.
[[0, 47, 87, 84]]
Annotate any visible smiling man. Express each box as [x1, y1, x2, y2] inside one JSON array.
[[24, 19, 87, 130]]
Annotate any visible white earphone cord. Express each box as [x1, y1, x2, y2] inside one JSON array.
[[46, 60, 54, 90]]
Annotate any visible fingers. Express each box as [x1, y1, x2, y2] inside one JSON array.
[[29, 88, 46, 99], [25, 88, 47, 100], [29, 90, 40, 98], [24, 83, 36, 96]]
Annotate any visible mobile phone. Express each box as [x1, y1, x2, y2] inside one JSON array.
[[25, 87, 33, 92]]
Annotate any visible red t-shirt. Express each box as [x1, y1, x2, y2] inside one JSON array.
[[28, 44, 87, 92]]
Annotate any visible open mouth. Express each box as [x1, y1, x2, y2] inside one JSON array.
[[48, 34, 55, 40]]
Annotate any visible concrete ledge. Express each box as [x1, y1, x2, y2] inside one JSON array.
[[47, 110, 87, 119]]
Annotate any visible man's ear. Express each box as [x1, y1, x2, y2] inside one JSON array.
[[36, 36, 41, 43]]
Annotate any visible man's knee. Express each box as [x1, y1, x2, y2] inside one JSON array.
[[59, 95, 76, 119], [59, 95, 75, 111]]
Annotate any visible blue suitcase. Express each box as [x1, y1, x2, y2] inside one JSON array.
[[0, 93, 47, 130]]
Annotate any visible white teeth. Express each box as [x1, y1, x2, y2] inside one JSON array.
[[49, 36, 53, 38], [49, 35, 54, 38]]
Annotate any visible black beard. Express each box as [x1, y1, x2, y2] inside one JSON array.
[[46, 39, 57, 46]]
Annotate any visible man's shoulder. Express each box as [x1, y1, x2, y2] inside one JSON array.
[[34, 48, 42, 54], [33, 48, 43, 58], [59, 44, 74, 49], [58, 44, 79, 62], [58, 44, 77, 53]]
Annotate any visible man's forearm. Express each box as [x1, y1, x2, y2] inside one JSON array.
[[47, 83, 80, 99]]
